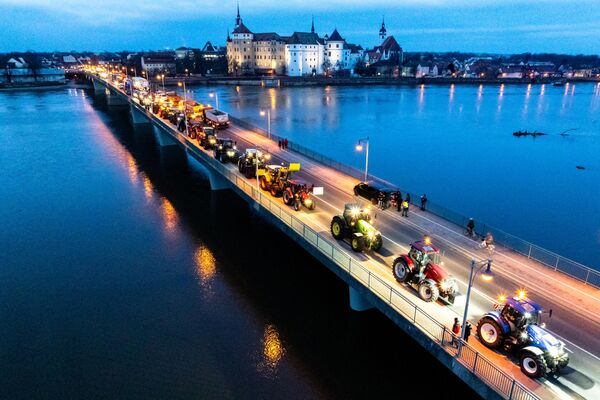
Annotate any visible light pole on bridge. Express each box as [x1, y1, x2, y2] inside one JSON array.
[[178, 81, 189, 138], [355, 137, 370, 182], [259, 109, 271, 140], [461, 258, 494, 344], [209, 91, 219, 110]]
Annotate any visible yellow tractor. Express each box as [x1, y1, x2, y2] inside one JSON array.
[[259, 163, 300, 197]]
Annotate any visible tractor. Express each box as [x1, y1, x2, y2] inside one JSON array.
[[282, 179, 316, 211], [391, 238, 459, 304], [259, 165, 292, 197], [330, 204, 383, 252], [213, 138, 239, 163], [238, 148, 270, 179], [477, 293, 569, 379], [197, 126, 218, 149]]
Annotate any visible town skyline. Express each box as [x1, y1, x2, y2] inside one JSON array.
[[1, 0, 599, 54]]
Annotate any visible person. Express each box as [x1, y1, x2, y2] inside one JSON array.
[[406, 193, 411, 205], [466, 218, 475, 237], [278, 140, 282, 149], [451, 317, 461, 347], [484, 232, 494, 247], [401, 199, 409, 217], [377, 192, 386, 210], [395, 192, 402, 212], [464, 321, 473, 343], [284, 138, 289, 149], [420, 194, 428, 211]]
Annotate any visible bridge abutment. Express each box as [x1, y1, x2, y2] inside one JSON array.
[[153, 125, 177, 147], [348, 285, 374, 311], [91, 79, 105, 94], [106, 91, 128, 106], [186, 150, 231, 191]]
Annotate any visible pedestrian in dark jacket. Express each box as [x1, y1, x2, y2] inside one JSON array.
[[451, 317, 461, 347], [284, 138, 288, 149], [464, 321, 472, 343], [278, 140, 281, 149], [420, 194, 428, 211], [406, 193, 411, 205]]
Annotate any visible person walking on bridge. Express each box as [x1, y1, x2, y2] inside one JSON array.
[[451, 317, 461, 347], [464, 321, 473, 343], [401, 199, 409, 217], [284, 138, 288, 149], [466, 218, 475, 237], [420, 194, 428, 211]]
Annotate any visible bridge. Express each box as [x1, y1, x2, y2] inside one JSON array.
[[86, 72, 600, 400]]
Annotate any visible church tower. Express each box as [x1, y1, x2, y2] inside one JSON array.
[[235, 1, 242, 27], [379, 16, 387, 39]]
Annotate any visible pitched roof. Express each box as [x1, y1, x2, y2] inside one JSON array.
[[286, 32, 323, 45], [328, 28, 344, 41], [380, 36, 401, 52], [253, 32, 283, 41], [202, 41, 217, 52], [232, 21, 252, 34]]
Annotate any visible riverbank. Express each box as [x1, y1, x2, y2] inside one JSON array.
[[0, 80, 66, 90], [147, 75, 599, 88]]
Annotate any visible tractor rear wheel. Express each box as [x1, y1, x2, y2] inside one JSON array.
[[477, 317, 504, 349], [418, 279, 439, 302], [392, 258, 410, 282], [520, 351, 548, 379], [351, 236, 365, 252], [293, 200, 301, 211], [270, 184, 280, 197], [330, 216, 346, 240], [283, 190, 292, 205]]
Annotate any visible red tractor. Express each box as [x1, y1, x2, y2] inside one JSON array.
[[282, 179, 316, 211], [391, 238, 459, 304]]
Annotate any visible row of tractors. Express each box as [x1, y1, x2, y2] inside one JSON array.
[[109, 71, 568, 381]]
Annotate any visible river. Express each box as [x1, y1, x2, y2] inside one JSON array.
[[185, 82, 600, 268], [0, 88, 476, 398]]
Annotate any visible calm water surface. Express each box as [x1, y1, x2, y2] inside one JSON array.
[[0, 89, 476, 399], [188, 82, 600, 267]]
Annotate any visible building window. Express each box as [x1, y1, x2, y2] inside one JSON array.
[[336, 44, 339, 48]]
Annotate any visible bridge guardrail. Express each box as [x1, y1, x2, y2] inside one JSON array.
[[93, 74, 540, 399], [230, 116, 600, 289]]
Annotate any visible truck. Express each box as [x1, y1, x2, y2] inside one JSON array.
[[477, 293, 569, 378], [330, 204, 383, 252], [391, 238, 459, 304], [204, 109, 229, 129]]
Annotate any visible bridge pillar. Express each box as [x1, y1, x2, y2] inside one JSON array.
[[348, 285, 373, 311], [91, 79, 105, 94], [106, 91, 128, 106], [130, 105, 150, 125], [153, 125, 177, 147], [186, 150, 230, 191]]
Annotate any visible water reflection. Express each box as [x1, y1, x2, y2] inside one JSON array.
[[257, 324, 286, 378], [194, 244, 216, 292], [160, 197, 178, 235]]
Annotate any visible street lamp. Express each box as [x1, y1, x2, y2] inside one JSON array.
[[209, 91, 219, 109], [131, 67, 137, 77], [178, 81, 189, 137], [156, 74, 165, 92], [461, 259, 494, 342], [355, 137, 370, 182], [260, 109, 271, 140]]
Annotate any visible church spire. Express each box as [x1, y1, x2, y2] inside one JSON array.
[[311, 16, 315, 34], [235, 1, 241, 27], [379, 16, 387, 39]]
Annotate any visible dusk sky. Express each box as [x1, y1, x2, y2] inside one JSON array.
[[1, 0, 599, 54]]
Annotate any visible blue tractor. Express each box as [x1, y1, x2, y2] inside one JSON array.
[[477, 295, 569, 379]]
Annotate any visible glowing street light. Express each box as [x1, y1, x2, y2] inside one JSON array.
[[461, 259, 494, 343], [260, 109, 271, 140], [156, 74, 165, 92], [355, 137, 369, 182]]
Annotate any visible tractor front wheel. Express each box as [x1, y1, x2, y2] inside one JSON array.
[[270, 185, 280, 197], [520, 351, 548, 379], [477, 317, 504, 349], [418, 279, 439, 302], [259, 176, 268, 190], [293, 200, 301, 211], [351, 236, 365, 252], [392, 258, 410, 282], [283, 190, 292, 205]]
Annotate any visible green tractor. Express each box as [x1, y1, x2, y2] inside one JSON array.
[[331, 204, 383, 252]]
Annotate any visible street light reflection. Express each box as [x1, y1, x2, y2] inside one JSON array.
[[257, 324, 286, 377], [194, 244, 216, 289], [160, 197, 178, 234]]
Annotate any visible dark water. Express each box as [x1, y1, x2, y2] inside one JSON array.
[[0, 88, 477, 398], [187, 83, 600, 267]]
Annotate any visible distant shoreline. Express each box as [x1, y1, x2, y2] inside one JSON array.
[[0, 81, 66, 91]]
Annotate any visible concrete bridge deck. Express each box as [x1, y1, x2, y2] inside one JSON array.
[[87, 73, 600, 400]]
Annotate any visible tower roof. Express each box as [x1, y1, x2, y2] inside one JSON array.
[[328, 28, 344, 41], [232, 21, 252, 34]]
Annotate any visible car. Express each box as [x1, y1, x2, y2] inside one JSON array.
[[330, 204, 382, 252], [353, 181, 399, 205], [391, 237, 459, 304], [477, 293, 569, 379]]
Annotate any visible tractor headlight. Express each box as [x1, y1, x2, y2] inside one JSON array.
[[304, 199, 312, 206], [440, 279, 455, 292], [350, 207, 360, 217], [227, 150, 235, 157], [548, 346, 559, 358], [209, 138, 216, 144], [367, 231, 374, 238], [520, 331, 528, 340]]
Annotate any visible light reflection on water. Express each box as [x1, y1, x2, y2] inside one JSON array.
[[194, 244, 216, 293], [257, 324, 286, 379]]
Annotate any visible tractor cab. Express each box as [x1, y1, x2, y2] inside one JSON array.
[[498, 297, 544, 330], [217, 138, 236, 150], [342, 204, 372, 225], [408, 240, 441, 266], [265, 165, 290, 181]]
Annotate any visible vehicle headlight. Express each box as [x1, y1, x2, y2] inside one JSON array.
[[209, 138, 216, 144], [520, 332, 528, 340], [440, 279, 455, 292], [304, 199, 312, 205], [548, 346, 559, 358], [227, 150, 235, 157], [367, 231, 374, 238]]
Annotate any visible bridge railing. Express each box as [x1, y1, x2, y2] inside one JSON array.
[[198, 147, 538, 400], [229, 116, 600, 289]]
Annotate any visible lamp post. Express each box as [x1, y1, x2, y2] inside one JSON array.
[[461, 259, 494, 342], [178, 81, 189, 137], [131, 67, 137, 77], [209, 91, 219, 109], [156, 74, 165, 92], [355, 137, 370, 182], [260, 109, 271, 140]]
